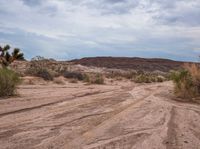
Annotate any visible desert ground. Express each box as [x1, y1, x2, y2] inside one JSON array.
[[0, 76, 200, 149]]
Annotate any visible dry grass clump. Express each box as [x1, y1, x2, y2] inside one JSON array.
[[92, 74, 104, 84], [84, 73, 104, 84], [0, 68, 21, 97], [26, 57, 55, 81], [133, 73, 165, 83], [53, 77, 65, 85], [171, 63, 200, 99]]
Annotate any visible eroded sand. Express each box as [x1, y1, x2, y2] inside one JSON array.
[[0, 81, 200, 149]]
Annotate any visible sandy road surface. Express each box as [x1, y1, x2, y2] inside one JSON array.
[[0, 81, 200, 149]]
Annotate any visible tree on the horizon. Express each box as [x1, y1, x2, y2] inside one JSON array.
[[0, 44, 24, 68]]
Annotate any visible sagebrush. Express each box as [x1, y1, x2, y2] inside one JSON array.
[[171, 63, 200, 99], [0, 68, 21, 97], [26, 56, 54, 80]]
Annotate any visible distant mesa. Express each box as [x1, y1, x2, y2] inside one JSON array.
[[70, 57, 184, 72]]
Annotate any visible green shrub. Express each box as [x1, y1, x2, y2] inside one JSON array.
[[133, 73, 166, 83], [170, 69, 198, 99], [0, 68, 21, 97], [134, 74, 151, 83]]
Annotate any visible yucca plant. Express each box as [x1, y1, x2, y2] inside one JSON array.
[[0, 44, 24, 68]]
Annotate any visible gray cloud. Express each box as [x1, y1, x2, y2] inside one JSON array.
[[21, 0, 42, 6], [0, 0, 200, 61]]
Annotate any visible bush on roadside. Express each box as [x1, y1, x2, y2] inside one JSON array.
[[0, 68, 21, 97], [133, 73, 165, 83], [134, 74, 151, 83], [92, 74, 104, 84], [171, 63, 200, 99], [84, 73, 104, 84], [63, 71, 84, 81]]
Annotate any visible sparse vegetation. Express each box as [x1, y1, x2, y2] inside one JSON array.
[[35, 68, 54, 81], [171, 63, 200, 99], [26, 56, 55, 81], [84, 73, 104, 84], [133, 73, 165, 83], [0, 68, 21, 97], [134, 74, 151, 83], [63, 71, 84, 81], [106, 69, 166, 83]]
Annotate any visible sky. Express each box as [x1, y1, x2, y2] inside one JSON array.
[[0, 0, 200, 61]]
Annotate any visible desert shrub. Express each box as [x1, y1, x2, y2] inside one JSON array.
[[26, 56, 55, 81], [0, 68, 21, 97], [36, 68, 54, 81], [63, 71, 84, 81], [83, 73, 104, 84], [26, 67, 54, 81], [170, 64, 200, 99], [92, 74, 104, 84], [134, 74, 151, 83], [133, 72, 166, 83], [156, 76, 165, 82], [83, 74, 90, 82], [26, 66, 54, 81]]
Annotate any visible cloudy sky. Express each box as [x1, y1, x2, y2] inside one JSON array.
[[0, 0, 200, 61]]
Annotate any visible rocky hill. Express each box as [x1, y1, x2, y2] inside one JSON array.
[[70, 57, 184, 72]]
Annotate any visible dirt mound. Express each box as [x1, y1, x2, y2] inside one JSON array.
[[70, 57, 184, 72]]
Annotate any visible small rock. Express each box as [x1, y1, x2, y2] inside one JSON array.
[[184, 141, 188, 143]]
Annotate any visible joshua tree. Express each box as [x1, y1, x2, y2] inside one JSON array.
[[0, 44, 24, 68]]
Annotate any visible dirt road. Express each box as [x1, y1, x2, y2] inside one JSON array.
[[0, 81, 200, 149]]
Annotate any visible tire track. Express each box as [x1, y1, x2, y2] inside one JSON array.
[[0, 90, 116, 118], [64, 85, 160, 148]]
